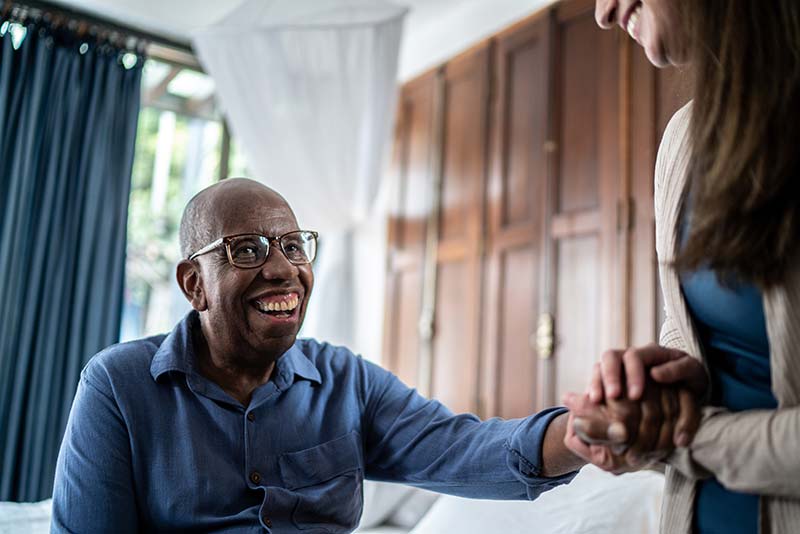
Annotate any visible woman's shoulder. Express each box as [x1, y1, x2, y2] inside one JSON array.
[[663, 101, 692, 147], [659, 101, 692, 167], [655, 101, 693, 201]]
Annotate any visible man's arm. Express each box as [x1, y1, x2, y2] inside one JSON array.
[[540, 411, 586, 476], [359, 359, 583, 501], [51, 370, 138, 533]]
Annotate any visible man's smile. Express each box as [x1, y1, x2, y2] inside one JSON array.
[[251, 292, 302, 322]]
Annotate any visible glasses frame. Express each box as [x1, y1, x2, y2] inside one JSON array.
[[187, 230, 319, 268]]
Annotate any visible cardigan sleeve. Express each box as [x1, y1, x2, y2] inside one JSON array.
[[654, 103, 800, 498], [667, 407, 800, 497]]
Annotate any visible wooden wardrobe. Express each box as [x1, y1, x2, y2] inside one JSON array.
[[382, 0, 690, 419]]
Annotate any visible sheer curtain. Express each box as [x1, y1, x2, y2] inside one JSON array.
[[0, 17, 143, 501], [192, 0, 406, 351]]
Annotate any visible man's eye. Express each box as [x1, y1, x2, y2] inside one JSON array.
[[232, 242, 259, 258]]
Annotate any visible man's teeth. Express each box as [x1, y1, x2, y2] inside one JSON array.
[[255, 296, 299, 313], [627, 4, 641, 38]]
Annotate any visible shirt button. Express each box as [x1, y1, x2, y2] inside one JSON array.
[[247, 412, 255, 422], [250, 471, 261, 484], [263, 516, 273, 528]]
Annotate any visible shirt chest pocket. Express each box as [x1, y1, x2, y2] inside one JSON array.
[[279, 431, 364, 532]]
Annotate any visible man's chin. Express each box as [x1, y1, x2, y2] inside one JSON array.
[[235, 337, 294, 368]]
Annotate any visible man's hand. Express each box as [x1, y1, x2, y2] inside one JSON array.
[[562, 396, 638, 475], [564, 382, 695, 473]]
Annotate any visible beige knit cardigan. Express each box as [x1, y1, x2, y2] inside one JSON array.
[[655, 103, 800, 534]]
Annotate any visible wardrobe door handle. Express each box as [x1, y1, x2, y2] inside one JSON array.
[[535, 313, 554, 360]]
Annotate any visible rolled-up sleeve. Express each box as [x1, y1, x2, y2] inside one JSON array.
[[361, 359, 577, 500]]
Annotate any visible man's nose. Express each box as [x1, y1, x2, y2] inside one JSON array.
[[595, 0, 619, 29], [260, 244, 299, 280]]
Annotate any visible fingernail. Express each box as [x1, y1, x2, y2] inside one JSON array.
[[611, 444, 628, 455], [573, 418, 585, 433], [607, 421, 627, 442], [675, 432, 689, 447], [628, 385, 641, 398], [628, 454, 643, 466]]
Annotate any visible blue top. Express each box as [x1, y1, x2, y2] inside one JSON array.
[[51, 311, 573, 533], [681, 268, 776, 534]]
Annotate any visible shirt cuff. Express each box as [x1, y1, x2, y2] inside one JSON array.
[[504, 406, 578, 500]]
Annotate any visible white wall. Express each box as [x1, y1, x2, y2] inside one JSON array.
[[398, 0, 557, 80]]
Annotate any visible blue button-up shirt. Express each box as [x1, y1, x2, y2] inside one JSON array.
[[52, 311, 573, 533]]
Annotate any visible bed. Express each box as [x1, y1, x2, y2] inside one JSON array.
[[0, 465, 663, 533]]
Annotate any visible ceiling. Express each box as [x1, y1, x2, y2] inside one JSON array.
[[47, 0, 464, 43], [46, 0, 555, 80]]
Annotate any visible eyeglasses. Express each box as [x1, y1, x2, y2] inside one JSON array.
[[188, 230, 319, 268]]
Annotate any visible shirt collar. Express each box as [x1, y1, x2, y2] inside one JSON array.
[[273, 343, 322, 388], [150, 311, 322, 387], [150, 311, 200, 381]]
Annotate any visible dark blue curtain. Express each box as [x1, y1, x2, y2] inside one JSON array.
[[0, 16, 144, 502]]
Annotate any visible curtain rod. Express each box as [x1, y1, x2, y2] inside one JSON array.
[[2, 0, 194, 53]]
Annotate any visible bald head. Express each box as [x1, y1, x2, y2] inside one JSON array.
[[179, 178, 294, 259]]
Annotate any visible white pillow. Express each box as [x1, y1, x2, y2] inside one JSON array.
[[386, 488, 439, 528], [409, 465, 664, 534], [359, 481, 416, 529], [0, 499, 52, 534]]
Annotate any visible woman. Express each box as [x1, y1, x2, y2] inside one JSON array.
[[568, 1, 800, 533]]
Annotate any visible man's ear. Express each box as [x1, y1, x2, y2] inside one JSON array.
[[177, 260, 208, 311]]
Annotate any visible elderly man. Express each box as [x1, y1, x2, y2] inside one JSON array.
[[51, 178, 690, 532]]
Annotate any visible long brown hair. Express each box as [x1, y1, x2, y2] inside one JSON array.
[[676, 1, 800, 288]]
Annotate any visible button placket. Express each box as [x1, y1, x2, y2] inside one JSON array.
[[244, 408, 262, 488]]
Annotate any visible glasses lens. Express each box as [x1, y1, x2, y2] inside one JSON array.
[[228, 235, 269, 267], [281, 231, 317, 264]]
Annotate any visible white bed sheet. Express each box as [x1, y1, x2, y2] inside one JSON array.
[[408, 465, 664, 534], [0, 499, 51, 534], [0, 465, 663, 534]]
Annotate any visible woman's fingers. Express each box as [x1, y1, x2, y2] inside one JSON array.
[[654, 387, 678, 452], [600, 350, 625, 399], [622, 348, 647, 400], [587, 362, 605, 403], [674, 388, 701, 447], [597, 344, 690, 402], [625, 388, 662, 463], [650, 355, 709, 397]]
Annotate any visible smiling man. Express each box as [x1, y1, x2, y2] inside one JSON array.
[[51, 178, 602, 533]]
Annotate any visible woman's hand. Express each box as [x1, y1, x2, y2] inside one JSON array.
[[588, 343, 708, 403], [561, 344, 708, 474], [586, 343, 707, 448]]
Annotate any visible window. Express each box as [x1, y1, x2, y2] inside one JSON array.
[[120, 57, 250, 341]]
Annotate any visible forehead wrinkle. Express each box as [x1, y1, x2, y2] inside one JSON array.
[[217, 206, 300, 238]]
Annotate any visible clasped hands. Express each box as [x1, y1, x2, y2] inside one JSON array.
[[563, 344, 708, 474]]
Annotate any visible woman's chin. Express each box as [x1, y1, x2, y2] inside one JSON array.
[[640, 33, 687, 69], [643, 40, 672, 69]]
